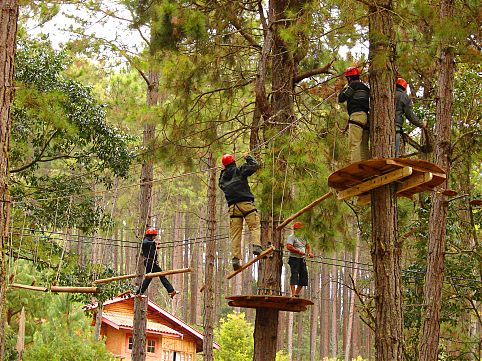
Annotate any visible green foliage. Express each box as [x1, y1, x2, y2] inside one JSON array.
[[10, 37, 135, 232], [22, 294, 113, 361], [214, 313, 254, 361], [5, 260, 124, 360]]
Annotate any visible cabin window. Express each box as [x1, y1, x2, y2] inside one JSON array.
[[147, 339, 156, 353], [127, 336, 134, 350]]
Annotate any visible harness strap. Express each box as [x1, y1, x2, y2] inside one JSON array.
[[230, 203, 258, 218], [349, 119, 369, 130]]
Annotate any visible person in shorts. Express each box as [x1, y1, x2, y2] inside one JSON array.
[[286, 222, 314, 297]]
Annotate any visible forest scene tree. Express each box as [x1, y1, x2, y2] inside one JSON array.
[[0, 0, 480, 360]]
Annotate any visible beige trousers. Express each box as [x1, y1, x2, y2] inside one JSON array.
[[229, 201, 261, 260], [348, 111, 369, 162]]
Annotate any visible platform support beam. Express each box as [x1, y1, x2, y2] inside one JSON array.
[[277, 192, 333, 230]]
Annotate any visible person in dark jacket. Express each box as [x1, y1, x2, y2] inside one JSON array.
[[219, 152, 262, 270], [338, 66, 370, 162], [136, 227, 178, 298], [395, 78, 427, 157]]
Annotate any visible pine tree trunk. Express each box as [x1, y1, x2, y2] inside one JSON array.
[[172, 210, 183, 315], [296, 311, 303, 361], [418, 1, 455, 359], [331, 259, 338, 357], [254, 225, 283, 361], [321, 260, 330, 357], [203, 150, 216, 361], [132, 67, 159, 361], [309, 264, 319, 361], [368, 1, 403, 359], [182, 213, 191, 322], [343, 252, 349, 352], [345, 232, 361, 360], [287, 311, 294, 361], [189, 217, 201, 325], [0, 1, 17, 358], [94, 302, 103, 341]]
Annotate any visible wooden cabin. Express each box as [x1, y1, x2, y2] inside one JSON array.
[[86, 295, 219, 360]]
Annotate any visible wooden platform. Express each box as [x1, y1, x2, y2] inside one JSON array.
[[226, 295, 314, 312], [328, 158, 446, 204]]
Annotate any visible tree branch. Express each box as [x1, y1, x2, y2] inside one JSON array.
[[229, 18, 262, 50], [10, 130, 59, 174], [293, 60, 335, 84]]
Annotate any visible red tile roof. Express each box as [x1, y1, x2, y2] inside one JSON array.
[[102, 312, 183, 337]]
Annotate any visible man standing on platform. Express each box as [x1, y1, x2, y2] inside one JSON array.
[[286, 222, 314, 297], [338, 66, 370, 162], [136, 227, 178, 298], [395, 77, 427, 157], [219, 152, 263, 271]]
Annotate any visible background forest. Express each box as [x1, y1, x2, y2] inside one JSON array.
[[1, 0, 481, 360]]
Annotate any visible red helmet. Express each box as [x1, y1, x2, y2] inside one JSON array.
[[293, 221, 304, 229], [145, 227, 158, 236], [222, 154, 235, 167], [344, 67, 360, 77], [396, 78, 408, 89]]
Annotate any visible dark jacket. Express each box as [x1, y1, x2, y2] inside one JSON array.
[[395, 86, 423, 129], [219, 155, 259, 206], [141, 235, 157, 260], [338, 80, 370, 115]]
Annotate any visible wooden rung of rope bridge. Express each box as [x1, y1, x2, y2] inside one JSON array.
[[93, 267, 192, 285], [226, 246, 275, 280]]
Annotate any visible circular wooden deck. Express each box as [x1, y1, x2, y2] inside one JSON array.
[[328, 158, 446, 203], [226, 295, 314, 312]]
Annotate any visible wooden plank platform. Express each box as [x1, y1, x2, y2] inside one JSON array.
[[328, 158, 446, 202], [226, 295, 314, 312]]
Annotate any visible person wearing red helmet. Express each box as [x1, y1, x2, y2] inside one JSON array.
[[219, 152, 262, 270], [286, 221, 314, 297], [395, 77, 427, 157], [338, 66, 370, 162], [136, 227, 178, 298]]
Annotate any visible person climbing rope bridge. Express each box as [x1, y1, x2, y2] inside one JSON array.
[[218, 152, 263, 271], [136, 227, 179, 298]]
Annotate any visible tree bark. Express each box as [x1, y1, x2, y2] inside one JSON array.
[[189, 218, 200, 325], [321, 259, 330, 358], [172, 210, 183, 315], [202, 150, 216, 361], [253, 0, 308, 358], [132, 67, 159, 361], [287, 311, 294, 361], [368, 1, 403, 360], [418, 1, 455, 359], [94, 302, 103, 341], [309, 264, 319, 361], [345, 233, 361, 361], [331, 258, 338, 357], [0, 1, 18, 358], [296, 310, 303, 361]]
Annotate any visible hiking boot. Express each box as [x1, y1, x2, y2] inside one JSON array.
[[169, 290, 179, 299], [232, 258, 241, 271], [252, 245, 264, 256]]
